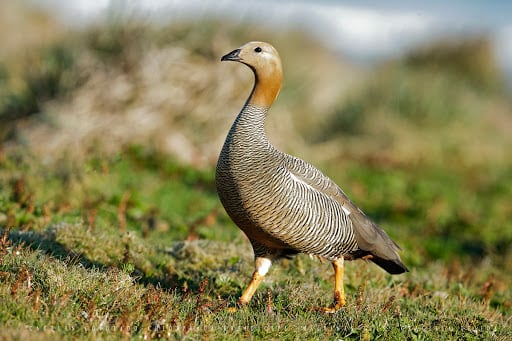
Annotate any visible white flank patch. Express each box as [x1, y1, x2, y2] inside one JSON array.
[[290, 171, 352, 216], [289, 172, 316, 191]]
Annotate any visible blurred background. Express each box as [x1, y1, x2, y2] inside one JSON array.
[[1, 0, 511, 273]]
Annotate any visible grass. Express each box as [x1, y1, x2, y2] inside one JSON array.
[[0, 5, 511, 340], [1, 228, 510, 340], [1, 147, 511, 340]]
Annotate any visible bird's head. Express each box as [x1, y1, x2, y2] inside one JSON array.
[[221, 41, 283, 108]]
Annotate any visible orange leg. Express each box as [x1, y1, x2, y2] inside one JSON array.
[[239, 271, 265, 304], [322, 256, 346, 313], [238, 257, 272, 305]]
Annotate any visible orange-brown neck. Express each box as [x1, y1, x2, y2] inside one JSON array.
[[247, 66, 283, 109]]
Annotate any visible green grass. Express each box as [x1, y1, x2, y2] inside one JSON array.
[[1, 147, 511, 340], [1, 230, 511, 340]]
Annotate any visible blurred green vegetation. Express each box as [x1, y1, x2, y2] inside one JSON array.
[[318, 38, 508, 139], [0, 4, 511, 339], [0, 43, 76, 124], [404, 38, 505, 93]]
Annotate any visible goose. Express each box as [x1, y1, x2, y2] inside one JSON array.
[[216, 41, 407, 312]]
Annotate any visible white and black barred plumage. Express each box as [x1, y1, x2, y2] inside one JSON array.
[[216, 41, 407, 309], [216, 102, 406, 273]]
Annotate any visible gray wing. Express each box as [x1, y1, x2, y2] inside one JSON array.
[[285, 155, 403, 262]]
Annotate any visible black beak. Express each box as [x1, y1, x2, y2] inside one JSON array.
[[221, 48, 241, 62]]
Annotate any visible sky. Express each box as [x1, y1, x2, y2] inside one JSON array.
[[32, 0, 512, 79]]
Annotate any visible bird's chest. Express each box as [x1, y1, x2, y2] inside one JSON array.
[[216, 139, 282, 219]]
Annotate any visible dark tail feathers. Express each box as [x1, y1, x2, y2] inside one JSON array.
[[349, 249, 409, 274], [370, 256, 409, 274]]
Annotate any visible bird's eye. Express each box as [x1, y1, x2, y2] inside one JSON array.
[[254, 47, 262, 53]]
